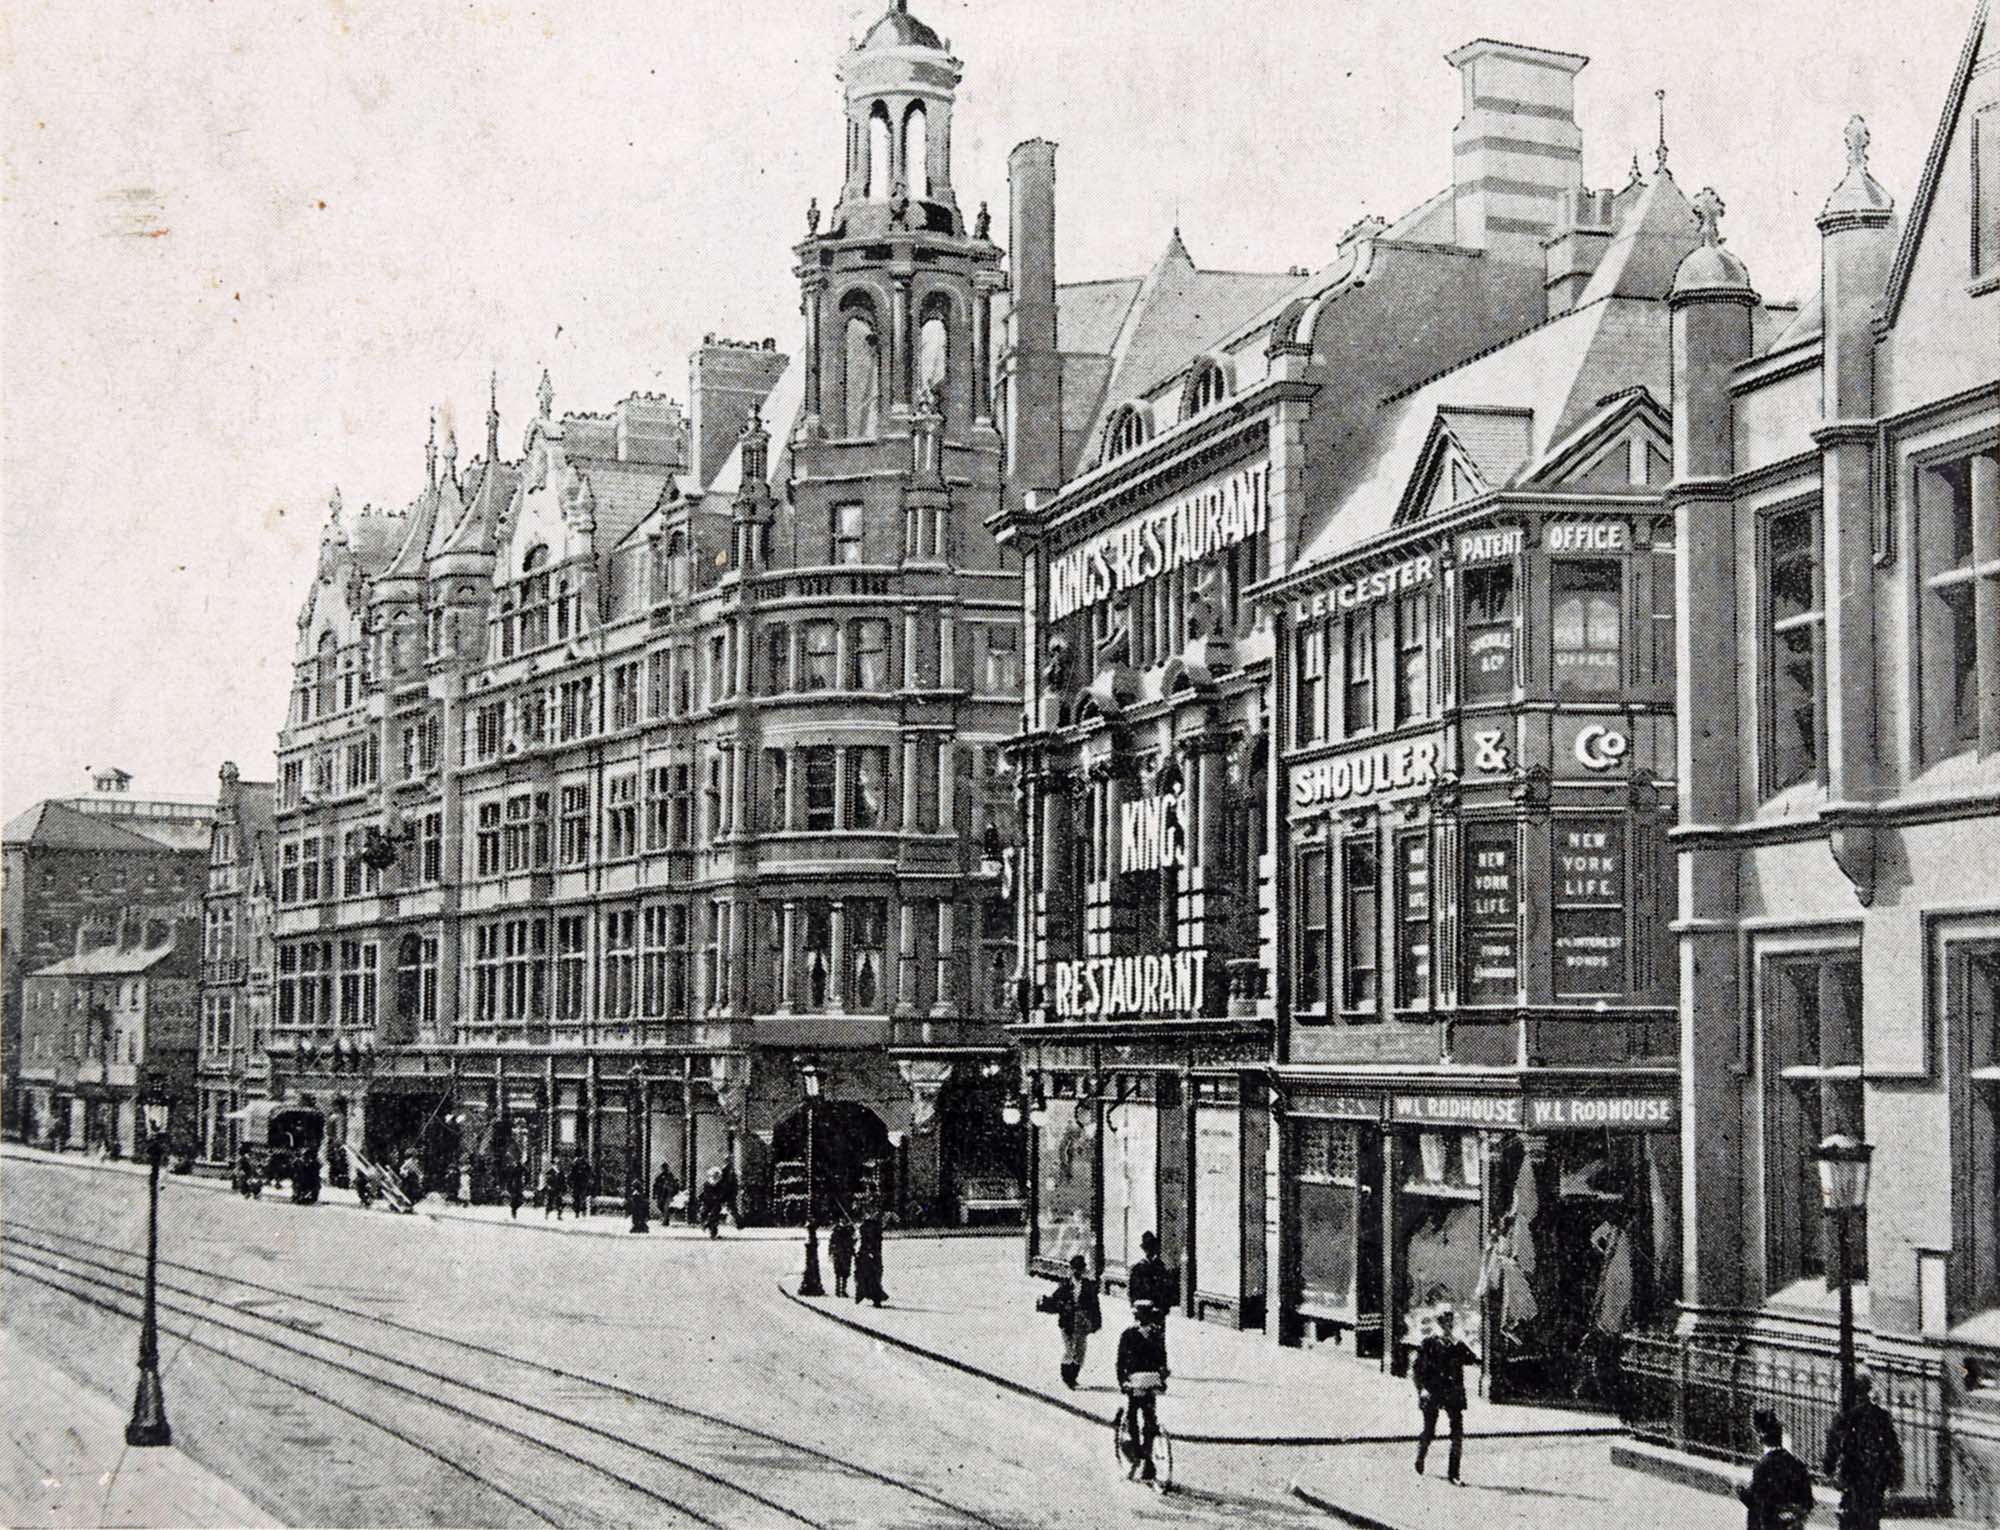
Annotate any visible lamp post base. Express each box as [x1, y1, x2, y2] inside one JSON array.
[[125, 1368, 172, 1448], [799, 1224, 826, 1297]]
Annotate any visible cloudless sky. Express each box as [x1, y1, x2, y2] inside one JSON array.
[[0, 0, 1974, 819]]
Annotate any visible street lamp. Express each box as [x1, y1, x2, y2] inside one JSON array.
[[798, 1060, 825, 1296], [1815, 1133, 1874, 1411], [627, 1064, 649, 1234], [1028, 1080, 1049, 1129], [126, 1074, 172, 1448]]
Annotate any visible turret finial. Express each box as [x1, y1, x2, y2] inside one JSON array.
[[1655, 89, 1669, 173], [537, 368, 554, 421], [806, 196, 820, 235], [425, 410, 438, 487], [1844, 114, 1871, 172], [443, 415, 459, 478], [486, 370, 500, 462], [1691, 186, 1726, 247]]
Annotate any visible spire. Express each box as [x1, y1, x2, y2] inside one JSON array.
[[537, 368, 554, 422], [486, 370, 500, 462], [443, 415, 459, 481], [425, 411, 438, 488], [1654, 89, 1669, 174], [1820, 113, 1894, 224]]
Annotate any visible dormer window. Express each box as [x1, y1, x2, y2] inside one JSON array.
[[1183, 359, 1229, 418], [1107, 405, 1150, 461]]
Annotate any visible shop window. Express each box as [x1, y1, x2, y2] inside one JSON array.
[[1763, 505, 1824, 793], [1295, 624, 1326, 745], [555, 915, 588, 1022], [1297, 1119, 1377, 1326], [802, 747, 837, 832], [1551, 560, 1622, 697], [765, 624, 791, 694], [1296, 847, 1329, 1016], [832, 501, 866, 565], [1344, 609, 1376, 736], [1948, 942, 2000, 1319], [1395, 833, 1431, 1009], [847, 747, 888, 830], [1552, 817, 1626, 999], [1461, 821, 1520, 1004], [1917, 451, 1998, 763], [802, 621, 838, 691], [1394, 589, 1431, 724], [849, 619, 891, 690], [1343, 837, 1380, 1013], [1761, 954, 1865, 1293]]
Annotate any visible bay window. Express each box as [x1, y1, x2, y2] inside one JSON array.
[[847, 747, 888, 830]]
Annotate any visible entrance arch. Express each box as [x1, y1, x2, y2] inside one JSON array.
[[770, 1099, 892, 1224]]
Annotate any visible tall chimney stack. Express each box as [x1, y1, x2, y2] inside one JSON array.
[[1003, 138, 1062, 516], [1447, 39, 1589, 264]]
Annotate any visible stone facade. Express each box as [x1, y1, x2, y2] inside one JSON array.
[[195, 762, 277, 1167]]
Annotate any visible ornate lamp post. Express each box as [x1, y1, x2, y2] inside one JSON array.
[[627, 1063, 649, 1233], [798, 1060, 825, 1296], [126, 1074, 172, 1447], [1815, 1133, 1874, 1411]]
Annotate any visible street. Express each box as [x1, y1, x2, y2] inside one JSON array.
[[1, 1155, 1330, 1529]]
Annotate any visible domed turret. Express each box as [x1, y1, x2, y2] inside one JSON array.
[[858, 0, 942, 52], [831, 0, 963, 238]]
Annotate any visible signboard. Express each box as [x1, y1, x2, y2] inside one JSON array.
[[1119, 789, 1187, 876], [1293, 1091, 1383, 1121], [1561, 718, 1632, 774], [1545, 522, 1630, 553], [1458, 527, 1523, 565], [1052, 950, 1209, 1019], [1553, 817, 1626, 997], [1049, 461, 1268, 620], [1292, 739, 1440, 808], [1526, 1095, 1675, 1129], [1290, 552, 1436, 625], [1462, 822, 1518, 1004], [1465, 627, 1517, 702], [1392, 1093, 1523, 1127]]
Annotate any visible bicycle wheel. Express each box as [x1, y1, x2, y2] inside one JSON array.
[[1153, 1425, 1173, 1491], [1109, 1406, 1130, 1473]]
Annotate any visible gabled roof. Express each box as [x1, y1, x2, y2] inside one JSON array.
[[2, 800, 183, 853], [31, 940, 181, 977], [1298, 293, 1674, 569], [1573, 169, 1700, 306], [1879, 0, 1991, 328]]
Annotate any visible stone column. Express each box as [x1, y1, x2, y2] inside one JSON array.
[[931, 901, 956, 1017], [938, 615, 956, 690], [938, 742, 957, 837], [903, 609, 921, 689], [778, 901, 798, 1013], [896, 901, 919, 1014], [828, 901, 847, 1013], [901, 736, 920, 831], [972, 283, 994, 422], [891, 274, 912, 412], [802, 280, 823, 423]]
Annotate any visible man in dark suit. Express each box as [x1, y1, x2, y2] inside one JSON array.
[[1411, 1308, 1481, 1483], [1739, 1408, 1814, 1530], [1824, 1372, 1903, 1530]]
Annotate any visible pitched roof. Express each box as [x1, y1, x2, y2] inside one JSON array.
[[1573, 170, 1700, 306], [1879, 0, 1991, 328], [2, 800, 183, 853], [1052, 277, 1144, 355], [1097, 231, 1301, 408], [32, 940, 181, 977]]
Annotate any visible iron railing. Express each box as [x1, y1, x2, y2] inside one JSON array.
[[1620, 1331, 1944, 1506]]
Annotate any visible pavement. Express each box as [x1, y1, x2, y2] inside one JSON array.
[[1, 1330, 279, 1529]]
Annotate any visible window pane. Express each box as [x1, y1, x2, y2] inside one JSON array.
[[1552, 561, 1621, 695]]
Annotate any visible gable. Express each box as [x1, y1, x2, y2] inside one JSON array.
[[1544, 420, 1673, 491]]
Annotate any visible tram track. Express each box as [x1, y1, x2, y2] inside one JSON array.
[[4, 1222, 1006, 1530]]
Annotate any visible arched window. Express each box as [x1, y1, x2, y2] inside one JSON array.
[[522, 543, 549, 574], [666, 529, 689, 598], [1184, 359, 1229, 418], [842, 299, 882, 437], [1108, 405, 1150, 460], [918, 308, 949, 413], [902, 102, 929, 199], [867, 104, 893, 201], [316, 632, 338, 715]]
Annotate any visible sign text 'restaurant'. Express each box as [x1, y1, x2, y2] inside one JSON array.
[[1049, 463, 1268, 621], [1052, 951, 1209, 1019]]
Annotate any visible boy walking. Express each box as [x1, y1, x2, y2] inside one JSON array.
[[1411, 1308, 1481, 1483]]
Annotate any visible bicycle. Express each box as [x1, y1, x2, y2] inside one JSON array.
[[1109, 1373, 1174, 1492]]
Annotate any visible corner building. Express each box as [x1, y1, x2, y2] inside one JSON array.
[[1668, 4, 2000, 1513], [268, 1, 1024, 1223], [996, 39, 1636, 1332]]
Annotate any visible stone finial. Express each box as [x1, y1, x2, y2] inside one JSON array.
[[1819, 113, 1893, 223], [1654, 89, 1669, 174], [974, 201, 991, 240], [443, 416, 459, 477], [486, 369, 500, 461], [806, 196, 820, 235], [537, 368, 554, 421], [1692, 187, 1726, 247], [1844, 114, 1870, 172], [425, 410, 438, 487]]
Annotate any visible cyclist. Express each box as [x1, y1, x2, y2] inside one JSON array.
[[1115, 1299, 1170, 1483]]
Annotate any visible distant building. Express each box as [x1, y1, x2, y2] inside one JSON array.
[[2, 771, 211, 1139], [195, 762, 277, 1167], [18, 910, 200, 1158]]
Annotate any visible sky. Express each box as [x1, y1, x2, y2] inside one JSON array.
[[0, 0, 1975, 821]]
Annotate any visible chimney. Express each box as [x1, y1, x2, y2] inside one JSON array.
[[1003, 138, 1062, 515], [1543, 186, 1617, 316], [688, 338, 789, 489], [1447, 39, 1588, 263]]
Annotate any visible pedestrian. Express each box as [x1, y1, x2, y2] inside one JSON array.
[[1114, 1300, 1169, 1483], [1036, 1253, 1101, 1389], [651, 1161, 679, 1225], [398, 1149, 424, 1206], [1823, 1372, 1903, 1530], [456, 1159, 473, 1205], [568, 1153, 591, 1218], [1411, 1307, 1481, 1484], [506, 1160, 525, 1219], [828, 1212, 856, 1297], [1740, 1407, 1814, 1529], [717, 1161, 739, 1227], [541, 1161, 564, 1220], [852, 1204, 888, 1306], [698, 1167, 726, 1238], [626, 1174, 651, 1233], [1127, 1231, 1176, 1362]]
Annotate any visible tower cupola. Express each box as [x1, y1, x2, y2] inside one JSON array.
[[834, 0, 963, 237]]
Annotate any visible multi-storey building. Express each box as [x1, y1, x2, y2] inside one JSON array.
[[1669, 2, 1999, 1512], [3, 768, 211, 1141], [996, 38, 1663, 1338], [268, 0, 1023, 1222], [18, 910, 200, 1159], [195, 761, 276, 1167]]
